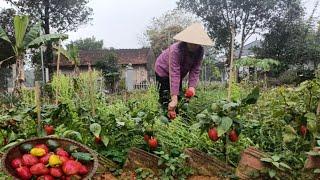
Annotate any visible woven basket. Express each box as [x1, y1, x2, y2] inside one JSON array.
[[1, 137, 99, 180]]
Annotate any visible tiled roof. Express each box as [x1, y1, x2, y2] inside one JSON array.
[[52, 48, 151, 66]]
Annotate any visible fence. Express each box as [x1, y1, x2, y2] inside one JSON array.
[[134, 81, 150, 90]]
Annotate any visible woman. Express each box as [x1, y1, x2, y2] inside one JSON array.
[[154, 23, 214, 114]]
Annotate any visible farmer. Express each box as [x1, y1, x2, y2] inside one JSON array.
[[154, 23, 214, 113]]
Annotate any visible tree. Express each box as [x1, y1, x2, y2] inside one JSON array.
[[0, 8, 16, 67], [255, 21, 305, 71], [142, 9, 198, 57], [255, 1, 314, 75], [304, 23, 320, 69], [177, 0, 288, 62], [4, 0, 93, 72], [0, 8, 15, 90], [5, 0, 93, 33], [95, 51, 120, 91], [147, 25, 183, 57], [68, 36, 103, 51], [0, 15, 67, 91]]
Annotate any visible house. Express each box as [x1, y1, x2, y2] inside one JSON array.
[[235, 40, 261, 58], [50, 48, 156, 86]]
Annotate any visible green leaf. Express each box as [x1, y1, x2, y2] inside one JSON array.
[[142, 173, 147, 178], [191, 122, 201, 129], [0, 26, 12, 44], [305, 112, 317, 134], [211, 103, 220, 112], [0, 139, 24, 151], [160, 115, 169, 124], [8, 131, 17, 143], [132, 118, 142, 123], [210, 115, 221, 123], [317, 140, 320, 147], [287, 102, 296, 107], [306, 151, 320, 156], [241, 86, 260, 105], [261, 157, 273, 163], [63, 130, 82, 141], [53, 45, 70, 60], [271, 155, 280, 162], [90, 123, 101, 137], [28, 33, 68, 48], [14, 15, 29, 50], [269, 169, 276, 178], [222, 102, 239, 111], [66, 43, 79, 64], [158, 159, 164, 166], [170, 165, 175, 171], [23, 23, 41, 48], [284, 125, 297, 134], [217, 116, 233, 137], [137, 111, 145, 117], [155, 151, 164, 155], [272, 162, 280, 169], [295, 81, 309, 91], [101, 136, 109, 148], [279, 162, 291, 170], [314, 169, 320, 173], [196, 113, 206, 120], [163, 154, 170, 160], [116, 121, 125, 126], [283, 133, 296, 143]]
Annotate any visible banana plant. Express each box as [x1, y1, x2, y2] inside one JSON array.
[[235, 57, 279, 87], [0, 15, 68, 91], [53, 43, 80, 75]]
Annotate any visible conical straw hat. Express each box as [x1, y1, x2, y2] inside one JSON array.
[[173, 23, 214, 46]]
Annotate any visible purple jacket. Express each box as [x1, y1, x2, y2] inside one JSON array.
[[155, 42, 204, 95]]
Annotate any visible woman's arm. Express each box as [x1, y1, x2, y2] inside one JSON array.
[[188, 58, 203, 88], [169, 48, 181, 96]]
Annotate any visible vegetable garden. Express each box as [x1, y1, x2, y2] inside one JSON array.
[[1, 68, 320, 179]]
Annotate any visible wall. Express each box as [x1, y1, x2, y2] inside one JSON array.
[[57, 64, 149, 88], [134, 65, 148, 84], [119, 65, 148, 85]]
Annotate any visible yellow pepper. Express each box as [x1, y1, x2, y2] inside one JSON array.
[[49, 154, 62, 167], [30, 148, 46, 157]]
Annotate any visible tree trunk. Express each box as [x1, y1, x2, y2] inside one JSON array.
[[44, 0, 53, 80], [236, 34, 246, 83], [227, 26, 235, 101], [14, 55, 25, 93], [74, 65, 80, 76], [238, 36, 245, 60]]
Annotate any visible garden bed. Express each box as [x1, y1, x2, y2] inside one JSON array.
[[1, 72, 320, 179]]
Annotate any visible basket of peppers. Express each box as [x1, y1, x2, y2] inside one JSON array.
[[1, 137, 98, 180]]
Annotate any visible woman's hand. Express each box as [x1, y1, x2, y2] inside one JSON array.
[[187, 87, 195, 96], [168, 95, 178, 111], [185, 87, 196, 101]]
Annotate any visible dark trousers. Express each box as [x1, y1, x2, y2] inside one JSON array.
[[155, 73, 182, 112]]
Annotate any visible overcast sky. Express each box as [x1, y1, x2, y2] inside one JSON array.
[[0, 0, 319, 49]]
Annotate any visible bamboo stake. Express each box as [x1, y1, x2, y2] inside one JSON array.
[[227, 26, 235, 101], [35, 81, 42, 136], [88, 63, 96, 116], [224, 25, 236, 164], [316, 100, 320, 144], [55, 39, 62, 105]]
